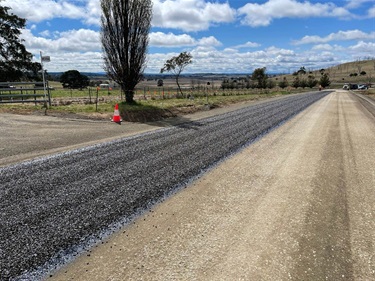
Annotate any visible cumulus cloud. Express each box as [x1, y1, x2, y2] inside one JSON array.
[[232, 41, 261, 49], [198, 36, 222, 47], [20, 24, 369, 74], [238, 0, 351, 27], [149, 32, 221, 48], [293, 29, 375, 45], [311, 44, 346, 52], [348, 41, 375, 53], [21, 28, 101, 54], [4, 0, 85, 22], [150, 32, 197, 47], [3, 0, 100, 26], [152, 0, 236, 32], [5, 0, 236, 32], [5, 0, 372, 73]]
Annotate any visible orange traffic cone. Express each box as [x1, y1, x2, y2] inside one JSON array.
[[111, 103, 122, 123]]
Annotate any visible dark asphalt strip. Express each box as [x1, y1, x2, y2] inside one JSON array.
[[0, 91, 330, 280]]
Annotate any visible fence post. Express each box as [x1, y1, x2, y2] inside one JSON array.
[[47, 84, 51, 106], [96, 87, 99, 112]]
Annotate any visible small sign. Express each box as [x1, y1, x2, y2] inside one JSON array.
[[41, 56, 50, 62]]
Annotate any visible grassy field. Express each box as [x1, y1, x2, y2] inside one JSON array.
[[0, 86, 306, 121], [1, 59, 374, 121], [1, 82, 374, 122]]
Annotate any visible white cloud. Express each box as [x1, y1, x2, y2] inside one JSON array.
[[4, 0, 85, 22], [149, 32, 221, 48], [152, 0, 236, 32], [293, 29, 375, 45], [84, 0, 102, 26], [49, 51, 103, 72], [223, 48, 239, 54], [20, 23, 366, 74], [238, 0, 351, 27], [21, 28, 101, 55], [368, 6, 375, 18], [5, 0, 371, 74], [348, 41, 375, 53], [198, 36, 222, 47], [311, 44, 346, 52], [345, 0, 374, 9], [3, 0, 101, 26], [56, 29, 101, 51], [232, 41, 261, 49], [150, 32, 197, 47], [5, 0, 236, 32], [39, 30, 51, 37], [311, 44, 333, 51]]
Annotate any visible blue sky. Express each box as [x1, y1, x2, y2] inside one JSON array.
[[3, 0, 375, 73]]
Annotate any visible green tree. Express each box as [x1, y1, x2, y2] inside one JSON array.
[[292, 76, 300, 88], [300, 78, 307, 89], [161, 52, 192, 97], [0, 1, 41, 81], [298, 66, 307, 75], [60, 70, 89, 89], [319, 73, 331, 88], [307, 75, 318, 88], [101, 0, 152, 103], [278, 77, 289, 89], [221, 78, 231, 89], [251, 67, 268, 89], [267, 79, 276, 89]]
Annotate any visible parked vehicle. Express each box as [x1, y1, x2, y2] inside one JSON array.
[[0, 84, 15, 89], [358, 84, 368, 90]]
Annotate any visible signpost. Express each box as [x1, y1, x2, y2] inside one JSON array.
[[40, 51, 50, 106]]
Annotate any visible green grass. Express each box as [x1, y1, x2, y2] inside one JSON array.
[[49, 87, 119, 99], [0, 87, 310, 118]]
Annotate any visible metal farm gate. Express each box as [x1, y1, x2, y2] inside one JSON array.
[[0, 82, 51, 105]]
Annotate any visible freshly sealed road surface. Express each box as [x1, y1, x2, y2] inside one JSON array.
[[1, 91, 375, 280], [51, 91, 374, 281]]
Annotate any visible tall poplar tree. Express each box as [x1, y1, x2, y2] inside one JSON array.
[[100, 0, 152, 103]]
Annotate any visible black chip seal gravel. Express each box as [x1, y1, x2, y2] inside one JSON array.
[[0, 91, 330, 280]]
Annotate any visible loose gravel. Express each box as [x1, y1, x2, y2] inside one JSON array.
[[0, 91, 330, 280]]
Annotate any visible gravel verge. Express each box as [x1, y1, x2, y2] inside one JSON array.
[[0, 91, 330, 280]]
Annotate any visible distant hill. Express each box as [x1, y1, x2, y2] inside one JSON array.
[[272, 59, 374, 87]]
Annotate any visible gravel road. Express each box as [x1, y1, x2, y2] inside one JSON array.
[[0, 91, 330, 280], [50, 90, 375, 281]]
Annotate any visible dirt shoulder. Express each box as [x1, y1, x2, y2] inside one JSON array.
[[47, 90, 375, 280]]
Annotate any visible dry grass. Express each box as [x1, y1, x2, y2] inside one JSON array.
[[271, 59, 375, 88]]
